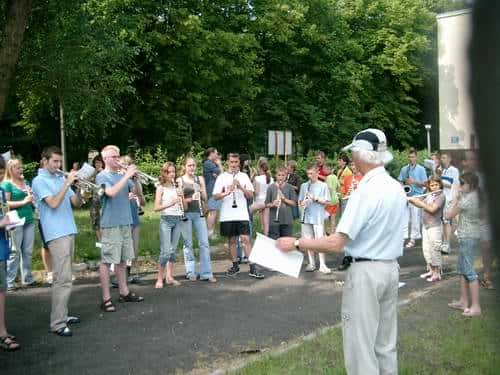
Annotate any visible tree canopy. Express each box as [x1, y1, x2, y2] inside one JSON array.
[[0, 0, 469, 162]]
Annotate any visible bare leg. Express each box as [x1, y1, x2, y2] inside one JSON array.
[[155, 264, 165, 288], [261, 208, 270, 236], [207, 211, 217, 233], [229, 237, 238, 262], [165, 262, 179, 285], [466, 280, 481, 315], [41, 247, 52, 273], [240, 235, 252, 258], [0, 292, 6, 337], [99, 263, 112, 301], [115, 262, 129, 297], [460, 276, 469, 306], [95, 229, 101, 242]]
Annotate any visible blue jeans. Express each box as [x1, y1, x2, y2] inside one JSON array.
[[7, 222, 35, 287], [159, 216, 189, 266], [457, 237, 479, 282], [181, 212, 214, 279]]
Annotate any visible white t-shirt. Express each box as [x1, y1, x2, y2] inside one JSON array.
[[254, 174, 274, 204], [159, 185, 183, 216], [213, 171, 254, 222], [441, 165, 460, 202]]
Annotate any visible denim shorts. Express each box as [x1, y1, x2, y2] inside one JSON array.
[[457, 237, 479, 282], [207, 197, 222, 211]]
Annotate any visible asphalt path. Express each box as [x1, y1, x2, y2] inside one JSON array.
[[1, 247, 457, 375]]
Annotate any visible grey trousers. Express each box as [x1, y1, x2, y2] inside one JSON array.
[[47, 235, 74, 331], [342, 260, 399, 375]]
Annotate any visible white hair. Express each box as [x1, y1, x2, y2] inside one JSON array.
[[354, 149, 384, 165]]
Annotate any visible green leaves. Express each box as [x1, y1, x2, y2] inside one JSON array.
[[6, 0, 445, 161]]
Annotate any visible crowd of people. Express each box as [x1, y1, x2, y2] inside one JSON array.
[[0, 135, 494, 359]]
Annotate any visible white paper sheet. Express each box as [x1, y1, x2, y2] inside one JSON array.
[[6, 210, 24, 231], [249, 233, 304, 278]]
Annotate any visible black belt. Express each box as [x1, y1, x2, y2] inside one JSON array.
[[341, 256, 381, 269]]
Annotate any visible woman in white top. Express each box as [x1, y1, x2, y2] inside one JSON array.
[[154, 162, 185, 288], [250, 161, 273, 236]]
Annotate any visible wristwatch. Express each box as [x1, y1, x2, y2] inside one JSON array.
[[294, 238, 300, 251]]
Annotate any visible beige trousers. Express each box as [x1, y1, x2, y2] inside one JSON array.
[[342, 260, 399, 375], [422, 225, 442, 267], [47, 235, 74, 331]]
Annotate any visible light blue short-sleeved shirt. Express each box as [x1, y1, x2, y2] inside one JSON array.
[[32, 169, 77, 242], [398, 163, 427, 196], [298, 181, 330, 225], [337, 166, 406, 260], [96, 171, 134, 228]]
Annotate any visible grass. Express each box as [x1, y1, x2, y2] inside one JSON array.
[[233, 289, 500, 375]]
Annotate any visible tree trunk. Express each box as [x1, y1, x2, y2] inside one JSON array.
[[0, 0, 32, 117]]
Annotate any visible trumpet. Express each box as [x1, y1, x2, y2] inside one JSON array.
[[117, 163, 160, 187], [57, 170, 104, 196]]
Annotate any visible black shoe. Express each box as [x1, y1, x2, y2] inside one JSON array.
[[66, 316, 80, 325], [337, 263, 349, 271], [53, 326, 72, 337], [241, 256, 249, 264], [249, 266, 264, 279], [226, 265, 240, 276], [236, 256, 242, 264]]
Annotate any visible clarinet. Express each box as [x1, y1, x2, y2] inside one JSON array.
[[175, 179, 188, 221], [194, 175, 205, 218], [231, 171, 238, 208], [300, 183, 311, 224], [274, 183, 283, 223]]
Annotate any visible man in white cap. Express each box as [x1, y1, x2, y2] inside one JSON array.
[[277, 128, 406, 375]]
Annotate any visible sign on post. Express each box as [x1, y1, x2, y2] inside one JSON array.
[[268, 130, 292, 158]]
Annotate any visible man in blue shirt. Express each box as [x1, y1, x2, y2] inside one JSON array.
[[96, 145, 144, 313], [32, 146, 81, 337], [398, 148, 428, 248]]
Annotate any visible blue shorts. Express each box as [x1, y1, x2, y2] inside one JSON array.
[[457, 238, 479, 282], [207, 197, 222, 211]]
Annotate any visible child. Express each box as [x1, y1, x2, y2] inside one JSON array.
[[298, 165, 331, 274], [265, 166, 297, 239], [323, 163, 339, 235], [446, 172, 481, 317]]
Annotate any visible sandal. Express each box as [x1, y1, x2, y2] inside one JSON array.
[[166, 279, 180, 286], [118, 292, 144, 303], [481, 278, 495, 290], [100, 299, 116, 313], [155, 281, 164, 289], [0, 335, 20, 351], [448, 300, 466, 311]]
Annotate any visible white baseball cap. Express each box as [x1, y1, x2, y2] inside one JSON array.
[[342, 128, 393, 164]]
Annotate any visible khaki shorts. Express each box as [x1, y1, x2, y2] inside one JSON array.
[[0, 260, 6, 291], [101, 225, 135, 264]]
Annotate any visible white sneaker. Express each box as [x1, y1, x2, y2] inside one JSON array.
[[208, 229, 214, 237], [319, 265, 332, 274], [305, 263, 316, 272], [46, 272, 53, 284]]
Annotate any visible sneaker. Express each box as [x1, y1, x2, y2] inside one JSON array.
[[249, 266, 265, 279], [441, 243, 450, 254], [405, 240, 415, 249], [226, 265, 240, 276], [128, 275, 142, 284], [319, 265, 332, 274], [46, 272, 53, 285], [305, 264, 316, 272]]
